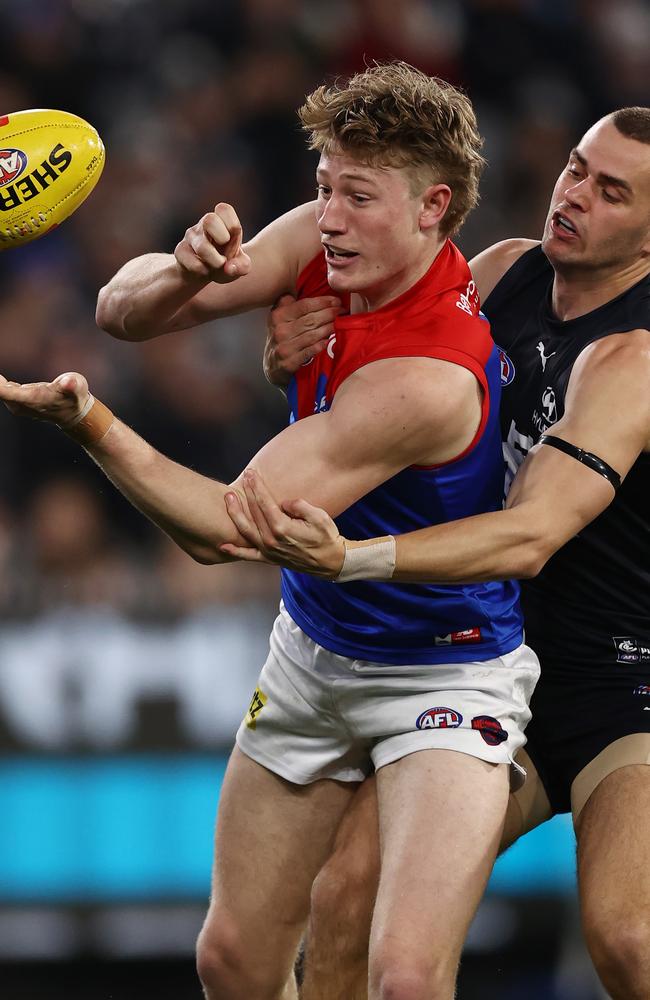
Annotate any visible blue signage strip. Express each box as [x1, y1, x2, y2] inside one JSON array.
[[0, 756, 575, 900]]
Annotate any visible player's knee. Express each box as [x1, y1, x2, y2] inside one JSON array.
[[371, 965, 449, 1000], [585, 912, 650, 998], [309, 848, 377, 953], [196, 916, 243, 995], [196, 916, 271, 998], [370, 947, 453, 1000]]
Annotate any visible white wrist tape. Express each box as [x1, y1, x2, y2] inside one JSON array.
[[334, 536, 396, 583], [65, 393, 96, 427]]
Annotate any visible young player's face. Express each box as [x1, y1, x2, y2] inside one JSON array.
[[315, 151, 441, 310], [542, 119, 650, 274]]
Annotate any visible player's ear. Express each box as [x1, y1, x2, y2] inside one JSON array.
[[419, 184, 452, 232]]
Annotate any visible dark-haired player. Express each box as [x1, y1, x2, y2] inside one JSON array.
[[225, 107, 650, 1000]]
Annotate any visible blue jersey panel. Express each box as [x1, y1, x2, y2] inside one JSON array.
[[282, 345, 523, 665]]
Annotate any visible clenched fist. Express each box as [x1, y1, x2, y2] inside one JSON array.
[[174, 202, 252, 283]]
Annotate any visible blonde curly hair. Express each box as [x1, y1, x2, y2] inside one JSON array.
[[299, 61, 485, 237]]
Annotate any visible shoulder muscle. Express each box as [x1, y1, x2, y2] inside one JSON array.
[[470, 238, 540, 303]]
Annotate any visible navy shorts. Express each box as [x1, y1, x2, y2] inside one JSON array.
[[524, 649, 650, 814]]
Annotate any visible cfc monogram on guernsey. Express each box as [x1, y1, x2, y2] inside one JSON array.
[[484, 244, 650, 672], [281, 242, 523, 667]]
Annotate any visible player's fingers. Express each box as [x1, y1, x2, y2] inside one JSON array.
[[213, 203, 242, 242], [204, 209, 235, 248], [0, 377, 24, 402], [176, 235, 222, 275], [223, 249, 251, 279], [174, 241, 211, 277], [275, 296, 341, 322], [275, 331, 329, 364], [241, 470, 291, 545], [275, 294, 297, 308], [224, 492, 264, 546], [190, 230, 228, 271], [297, 338, 329, 366], [210, 205, 245, 273], [240, 473, 283, 546], [296, 304, 342, 332], [281, 497, 328, 524], [219, 542, 266, 563], [53, 371, 88, 399]]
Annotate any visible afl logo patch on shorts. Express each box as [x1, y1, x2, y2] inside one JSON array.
[[416, 707, 463, 730], [471, 715, 508, 746], [496, 347, 515, 386]]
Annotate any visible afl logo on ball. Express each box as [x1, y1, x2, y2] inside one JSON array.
[[497, 347, 515, 386], [471, 715, 508, 746], [0, 149, 27, 187], [416, 707, 462, 730]]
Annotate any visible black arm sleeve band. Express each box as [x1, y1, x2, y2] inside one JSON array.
[[539, 434, 621, 490]]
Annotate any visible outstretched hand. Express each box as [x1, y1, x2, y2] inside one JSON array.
[[0, 371, 90, 426], [221, 469, 346, 578]]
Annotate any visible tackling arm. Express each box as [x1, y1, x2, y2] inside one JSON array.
[[223, 331, 650, 581]]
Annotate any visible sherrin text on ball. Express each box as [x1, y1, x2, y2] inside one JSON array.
[[0, 108, 105, 247]]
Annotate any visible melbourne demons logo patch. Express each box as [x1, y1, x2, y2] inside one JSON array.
[[471, 715, 508, 746], [416, 707, 462, 730], [0, 148, 28, 187], [496, 347, 515, 386]]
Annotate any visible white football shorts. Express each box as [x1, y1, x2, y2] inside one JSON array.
[[236, 604, 540, 788]]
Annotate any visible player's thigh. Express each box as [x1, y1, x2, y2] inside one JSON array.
[[312, 772, 379, 906], [309, 773, 380, 932], [203, 746, 358, 959], [501, 747, 553, 851], [575, 750, 650, 942], [372, 749, 509, 966], [302, 777, 379, 998]]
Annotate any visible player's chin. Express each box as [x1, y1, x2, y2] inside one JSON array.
[[541, 234, 582, 264], [325, 259, 361, 287], [324, 269, 353, 291]]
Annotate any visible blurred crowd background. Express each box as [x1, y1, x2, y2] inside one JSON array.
[[0, 0, 648, 997], [0, 0, 647, 623]]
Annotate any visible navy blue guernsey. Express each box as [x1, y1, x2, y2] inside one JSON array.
[[484, 244, 650, 670], [280, 244, 523, 665]]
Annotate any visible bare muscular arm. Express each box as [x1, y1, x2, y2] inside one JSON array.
[[95, 201, 320, 341], [223, 331, 650, 581], [0, 356, 478, 565]]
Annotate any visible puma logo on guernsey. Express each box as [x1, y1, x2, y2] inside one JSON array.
[[536, 341, 556, 371]]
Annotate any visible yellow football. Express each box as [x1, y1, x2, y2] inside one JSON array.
[[0, 109, 105, 249]]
